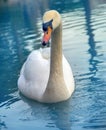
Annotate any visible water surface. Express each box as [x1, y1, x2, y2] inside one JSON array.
[[0, 0, 106, 130]]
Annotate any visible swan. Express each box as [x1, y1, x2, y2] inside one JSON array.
[[18, 10, 75, 103]]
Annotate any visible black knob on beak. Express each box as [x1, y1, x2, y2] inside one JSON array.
[[42, 19, 53, 31]]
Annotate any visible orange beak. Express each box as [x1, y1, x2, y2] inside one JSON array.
[[42, 26, 52, 46]]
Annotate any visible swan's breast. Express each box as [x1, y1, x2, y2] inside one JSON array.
[[63, 56, 75, 92], [18, 48, 50, 100]]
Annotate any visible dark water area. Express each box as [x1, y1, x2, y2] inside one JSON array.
[[0, 0, 106, 130]]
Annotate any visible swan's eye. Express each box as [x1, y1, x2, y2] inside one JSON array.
[[42, 19, 53, 32]]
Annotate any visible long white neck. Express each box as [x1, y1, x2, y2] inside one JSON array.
[[50, 22, 63, 76], [43, 22, 69, 103]]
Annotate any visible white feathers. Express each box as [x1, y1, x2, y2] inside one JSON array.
[[18, 10, 75, 103]]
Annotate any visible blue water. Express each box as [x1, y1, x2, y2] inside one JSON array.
[[0, 0, 106, 130]]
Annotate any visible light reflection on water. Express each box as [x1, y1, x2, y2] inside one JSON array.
[[0, 0, 106, 130]]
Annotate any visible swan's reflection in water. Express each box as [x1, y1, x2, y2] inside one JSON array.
[[20, 94, 73, 130]]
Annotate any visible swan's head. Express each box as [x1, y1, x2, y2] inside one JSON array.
[[42, 10, 61, 46]]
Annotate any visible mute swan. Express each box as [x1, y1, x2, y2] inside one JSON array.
[[18, 10, 75, 103]]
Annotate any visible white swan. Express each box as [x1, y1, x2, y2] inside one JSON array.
[[18, 10, 75, 103]]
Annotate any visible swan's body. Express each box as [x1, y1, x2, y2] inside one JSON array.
[[18, 10, 75, 103]]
